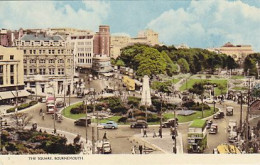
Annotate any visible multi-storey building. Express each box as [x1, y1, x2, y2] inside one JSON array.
[[94, 25, 110, 56], [15, 33, 74, 96], [209, 42, 254, 65], [67, 32, 94, 71], [0, 46, 28, 104], [92, 54, 113, 73], [110, 29, 159, 59]]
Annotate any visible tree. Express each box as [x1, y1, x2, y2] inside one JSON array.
[[177, 58, 190, 73], [115, 59, 125, 67], [226, 56, 238, 74], [11, 113, 33, 129], [189, 83, 205, 95]]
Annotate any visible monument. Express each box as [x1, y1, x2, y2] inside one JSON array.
[[140, 75, 152, 106]]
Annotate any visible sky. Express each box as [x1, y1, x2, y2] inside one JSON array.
[[0, 0, 260, 51]]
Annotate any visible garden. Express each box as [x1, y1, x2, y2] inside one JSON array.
[[6, 101, 38, 113]]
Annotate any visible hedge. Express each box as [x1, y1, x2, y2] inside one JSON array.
[[6, 101, 38, 113]]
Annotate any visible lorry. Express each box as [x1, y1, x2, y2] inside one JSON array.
[[46, 96, 56, 114], [187, 119, 207, 153], [213, 144, 241, 154]]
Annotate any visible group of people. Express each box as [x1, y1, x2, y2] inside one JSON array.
[[131, 145, 145, 154], [142, 128, 163, 138]]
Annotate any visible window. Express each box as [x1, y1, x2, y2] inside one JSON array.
[[0, 55, 3, 60], [43, 50, 45, 53], [61, 50, 64, 54], [39, 68, 46, 75], [39, 50, 42, 54], [58, 50, 60, 54], [10, 55, 14, 60], [67, 59, 70, 63], [24, 50, 26, 54], [52, 50, 55, 54], [0, 76, 3, 85], [24, 69, 27, 75], [49, 68, 55, 75], [58, 59, 64, 63], [39, 59, 45, 63], [49, 59, 55, 63], [30, 59, 36, 63], [10, 65, 14, 73], [49, 50, 51, 54], [30, 50, 32, 54], [23, 59, 27, 64], [0, 65, 3, 73], [33, 50, 36, 54], [10, 76, 14, 84], [58, 68, 64, 75]]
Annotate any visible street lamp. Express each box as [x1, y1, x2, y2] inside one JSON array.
[[213, 100, 216, 113], [159, 93, 163, 138]]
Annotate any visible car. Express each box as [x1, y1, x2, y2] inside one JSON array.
[[204, 98, 216, 104], [162, 118, 178, 128], [209, 124, 218, 134], [41, 97, 46, 103], [226, 106, 234, 116], [101, 141, 112, 154], [213, 111, 225, 119], [206, 120, 213, 129], [74, 118, 91, 126], [101, 121, 118, 129], [130, 120, 148, 128]]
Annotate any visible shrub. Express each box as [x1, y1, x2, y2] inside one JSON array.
[[147, 114, 160, 122], [182, 100, 196, 108], [70, 107, 84, 114], [192, 103, 210, 111], [118, 117, 127, 123], [136, 116, 145, 120], [127, 96, 141, 107], [29, 101, 38, 106], [134, 110, 145, 117]]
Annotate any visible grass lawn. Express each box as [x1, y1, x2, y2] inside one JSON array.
[[163, 107, 218, 123], [232, 86, 248, 91], [62, 102, 85, 120], [179, 79, 227, 95], [94, 116, 122, 123], [231, 75, 245, 79]]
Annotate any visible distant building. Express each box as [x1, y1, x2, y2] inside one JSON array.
[[93, 25, 110, 57], [110, 29, 159, 59], [0, 46, 28, 104], [15, 33, 74, 96], [92, 54, 113, 73], [175, 43, 190, 49], [210, 42, 254, 64]]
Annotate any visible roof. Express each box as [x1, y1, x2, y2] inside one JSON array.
[[189, 119, 206, 128], [217, 144, 241, 154], [21, 34, 63, 41]]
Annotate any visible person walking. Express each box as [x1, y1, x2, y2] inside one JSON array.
[[42, 112, 45, 120], [153, 129, 157, 138], [103, 131, 107, 140], [159, 128, 162, 138], [131, 145, 136, 154], [143, 128, 148, 137], [139, 145, 143, 154], [39, 109, 43, 116]]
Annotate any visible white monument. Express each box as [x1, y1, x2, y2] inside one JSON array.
[[140, 75, 152, 106]]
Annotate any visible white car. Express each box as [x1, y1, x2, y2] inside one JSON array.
[[102, 141, 112, 154]]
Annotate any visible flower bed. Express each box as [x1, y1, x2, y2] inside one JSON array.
[[6, 101, 38, 113]]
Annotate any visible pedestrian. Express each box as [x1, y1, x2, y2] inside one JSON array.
[[131, 145, 136, 154], [103, 131, 107, 140], [158, 128, 162, 138], [153, 129, 157, 138], [42, 112, 45, 120], [39, 129, 42, 133], [139, 145, 143, 154], [143, 128, 147, 137], [39, 109, 43, 116]]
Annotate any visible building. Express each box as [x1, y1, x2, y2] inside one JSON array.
[[67, 32, 94, 71], [110, 29, 159, 59], [92, 54, 113, 73], [0, 46, 28, 104], [93, 25, 110, 56], [211, 42, 254, 64], [15, 33, 74, 96]]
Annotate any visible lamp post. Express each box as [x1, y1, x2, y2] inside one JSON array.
[[159, 93, 163, 138], [0, 117, 2, 153], [173, 109, 177, 154], [213, 100, 216, 113], [245, 78, 251, 153], [239, 92, 243, 134]]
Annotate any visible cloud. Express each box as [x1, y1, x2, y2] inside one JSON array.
[[0, 1, 110, 31], [147, 0, 260, 51]]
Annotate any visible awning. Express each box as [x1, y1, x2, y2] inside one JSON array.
[[102, 73, 114, 77], [11, 90, 30, 97], [0, 91, 15, 100]]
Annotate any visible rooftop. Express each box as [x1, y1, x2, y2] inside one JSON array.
[[189, 119, 206, 128], [21, 34, 63, 42]]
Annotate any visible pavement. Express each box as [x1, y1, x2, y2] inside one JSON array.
[[133, 132, 183, 154]]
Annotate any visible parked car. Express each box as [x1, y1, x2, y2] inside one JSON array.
[[162, 118, 178, 128], [209, 124, 218, 134], [74, 118, 91, 126], [41, 97, 46, 103], [213, 111, 225, 119], [101, 121, 118, 129], [130, 120, 148, 128], [226, 106, 234, 116], [101, 141, 112, 154], [56, 98, 65, 108]]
